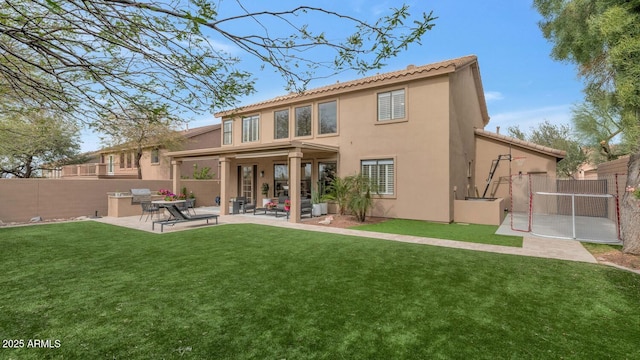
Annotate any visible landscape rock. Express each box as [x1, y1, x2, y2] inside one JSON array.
[[30, 216, 43, 223]]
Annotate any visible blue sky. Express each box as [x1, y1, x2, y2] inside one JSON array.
[[80, 1, 584, 152]]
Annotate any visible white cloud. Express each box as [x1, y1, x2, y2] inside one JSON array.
[[489, 104, 573, 132], [484, 91, 504, 102], [200, 37, 239, 55]]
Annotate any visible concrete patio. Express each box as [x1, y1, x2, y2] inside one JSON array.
[[93, 206, 598, 264]]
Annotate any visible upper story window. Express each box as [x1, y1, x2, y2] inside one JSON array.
[[242, 115, 259, 143], [318, 100, 337, 135], [295, 105, 312, 137], [223, 120, 233, 145], [361, 159, 394, 195], [274, 109, 289, 139], [377, 89, 405, 121], [151, 148, 160, 164]]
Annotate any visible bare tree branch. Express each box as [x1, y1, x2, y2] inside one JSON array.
[[0, 1, 434, 125]]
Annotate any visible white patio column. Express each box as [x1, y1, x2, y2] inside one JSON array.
[[172, 160, 182, 195], [219, 156, 231, 215], [288, 148, 302, 223]]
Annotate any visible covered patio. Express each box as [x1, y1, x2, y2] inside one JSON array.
[[166, 141, 339, 223]]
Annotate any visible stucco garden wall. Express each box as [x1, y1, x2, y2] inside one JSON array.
[[0, 179, 219, 223]]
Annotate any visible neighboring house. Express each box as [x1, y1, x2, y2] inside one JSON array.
[[55, 124, 220, 180], [167, 55, 565, 223], [42, 151, 101, 178], [577, 162, 598, 180]]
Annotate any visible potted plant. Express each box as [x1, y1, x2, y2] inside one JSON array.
[[284, 199, 291, 211], [261, 182, 271, 206], [187, 190, 196, 208], [311, 189, 322, 217], [316, 180, 328, 215]]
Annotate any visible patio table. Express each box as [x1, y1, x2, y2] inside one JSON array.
[[254, 207, 288, 217], [152, 200, 187, 219]]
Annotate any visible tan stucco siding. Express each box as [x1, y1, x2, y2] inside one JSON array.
[[221, 98, 340, 149], [448, 66, 486, 220], [475, 135, 559, 207], [336, 75, 452, 222]]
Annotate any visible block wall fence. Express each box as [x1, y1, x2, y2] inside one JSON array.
[[0, 179, 220, 223]]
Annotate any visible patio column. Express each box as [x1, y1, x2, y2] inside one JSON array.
[[219, 156, 231, 215], [172, 160, 182, 195], [288, 148, 302, 223]]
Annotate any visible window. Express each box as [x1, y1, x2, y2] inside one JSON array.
[[295, 105, 311, 137], [274, 164, 289, 197], [107, 155, 115, 174], [361, 159, 394, 195], [274, 109, 289, 139], [223, 120, 233, 145], [318, 101, 337, 134], [377, 89, 405, 121], [242, 115, 259, 143], [119, 152, 125, 169], [319, 162, 337, 195], [151, 148, 160, 164]]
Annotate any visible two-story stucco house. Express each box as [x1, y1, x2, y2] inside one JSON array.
[[167, 55, 564, 223], [53, 124, 221, 180]]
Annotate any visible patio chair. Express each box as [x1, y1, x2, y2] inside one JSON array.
[[275, 195, 289, 211], [152, 204, 219, 233], [140, 201, 160, 221], [236, 196, 256, 214], [286, 198, 313, 219]]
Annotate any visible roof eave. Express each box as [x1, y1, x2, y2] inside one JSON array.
[[475, 129, 566, 159]]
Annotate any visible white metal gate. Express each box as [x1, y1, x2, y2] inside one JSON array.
[[510, 174, 622, 244]]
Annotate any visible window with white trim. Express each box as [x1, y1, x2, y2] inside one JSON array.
[[377, 89, 405, 121], [242, 115, 259, 143], [361, 159, 394, 195], [223, 120, 233, 145]]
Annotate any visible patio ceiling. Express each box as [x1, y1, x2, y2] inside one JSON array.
[[166, 140, 339, 162]]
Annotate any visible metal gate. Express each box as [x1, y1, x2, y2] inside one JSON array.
[[510, 174, 622, 244]]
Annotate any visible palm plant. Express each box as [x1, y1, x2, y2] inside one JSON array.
[[324, 176, 352, 215], [346, 173, 375, 222]]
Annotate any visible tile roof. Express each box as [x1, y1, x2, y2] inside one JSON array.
[[216, 55, 482, 118], [99, 124, 220, 153], [181, 123, 220, 138], [475, 128, 566, 159]]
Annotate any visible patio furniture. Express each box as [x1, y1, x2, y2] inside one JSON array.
[[140, 201, 160, 221], [286, 199, 313, 219], [152, 204, 219, 233], [236, 196, 256, 214], [275, 196, 289, 211], [185, 198, 196, 215], [253, 206, 288, 217]]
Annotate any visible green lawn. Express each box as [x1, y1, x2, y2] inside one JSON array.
[[353, 218, 523, 247], [1, 222, 639, 359]]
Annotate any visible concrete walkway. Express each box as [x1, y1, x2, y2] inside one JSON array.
[[94, 207, 597, 264]]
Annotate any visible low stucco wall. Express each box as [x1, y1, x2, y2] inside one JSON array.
[[0, 179, 220, 223], [454, 198, 506, 226]]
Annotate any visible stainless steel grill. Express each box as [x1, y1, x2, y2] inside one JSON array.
[[130, 188, 152, 204]]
